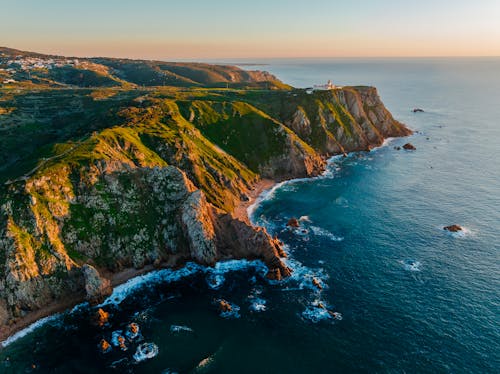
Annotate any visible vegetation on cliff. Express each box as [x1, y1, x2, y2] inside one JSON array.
[[0, 48, 411, 337]]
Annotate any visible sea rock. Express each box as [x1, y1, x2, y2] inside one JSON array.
[[218, 299, 232, 313], [312, 278, 323, 290], [82, 265, 112, 304], [394, 146, 401, 150], [286, 218, 300, 228], [93, 308, 110, 328], [444, 224, 462, 232], [403, 143, 416, 150], [99, 339, 112, 354], [413, 108, 424, 113]]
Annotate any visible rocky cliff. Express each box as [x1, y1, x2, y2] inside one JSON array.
[[0, 57, 411, 338]]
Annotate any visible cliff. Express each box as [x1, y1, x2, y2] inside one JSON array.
[[0, 49, 411, 339]]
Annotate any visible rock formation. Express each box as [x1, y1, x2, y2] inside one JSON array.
[[0, 48, 412, 338], [82, 265, 112, 304], [403, 143, 416, 150], [444, 225, 463, 232], [287, 218, 300, 228]]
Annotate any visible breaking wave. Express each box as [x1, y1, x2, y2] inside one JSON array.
[[309, 225, 344, 242], [400, 259, 422, 272], [0, 313, 61, 348]]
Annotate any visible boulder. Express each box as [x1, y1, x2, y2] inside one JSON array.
[[312, 278, 323, 290], [286, 218, 300, 228], [99, 339, 112, 354], [93, 308, 110, 327], [82, 264, 112, 304], [403, 143, 416, 151], [444, 224, 462, 232], [218, 300, 232, 313]]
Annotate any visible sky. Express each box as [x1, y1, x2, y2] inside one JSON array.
[[1, 0, 500, 59]]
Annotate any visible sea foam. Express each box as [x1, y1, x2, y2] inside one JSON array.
[[1, 313, 61, 348]]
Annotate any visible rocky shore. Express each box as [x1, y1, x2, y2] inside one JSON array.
[[0, 51, 411, 342]]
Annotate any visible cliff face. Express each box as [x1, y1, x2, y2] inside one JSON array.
[[0, 84, 411, 337]]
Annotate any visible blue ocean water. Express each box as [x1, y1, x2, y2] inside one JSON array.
[[1, 58, 499, 373]]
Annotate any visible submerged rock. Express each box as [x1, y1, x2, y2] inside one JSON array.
[[444, 224, 462, 232], [403, 143, 416, 150], [413, 108, 424, 113], [286, 218, 300, 228]]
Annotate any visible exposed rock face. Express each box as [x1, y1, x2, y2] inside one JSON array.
[[82, 265, 111, 304], [181, 191, 218, 265], [214, 214, 291, 279], [0, 85, 411, 337]]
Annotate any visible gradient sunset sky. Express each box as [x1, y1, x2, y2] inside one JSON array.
[[2, 0, 500, 59]]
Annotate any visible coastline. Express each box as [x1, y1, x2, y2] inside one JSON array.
[[0, 262, 178, 346], [0, 139, 405, 347], [233, 178, 276, 224], [0, 179, 278, 346]]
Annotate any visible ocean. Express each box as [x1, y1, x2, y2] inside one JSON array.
[[1, 58, 499, 373]]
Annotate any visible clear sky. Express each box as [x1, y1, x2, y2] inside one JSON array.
[[2, 0, 500, 59]]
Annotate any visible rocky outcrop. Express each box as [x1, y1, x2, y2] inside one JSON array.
[[0, 83, 411, 339], [403, 143, 416, 150], [287, 218, 300, 228], [82, 265, 112, 304], [214, 214, 291, 280], [181, 191, 217, 265], [444, 225, 462, 232]]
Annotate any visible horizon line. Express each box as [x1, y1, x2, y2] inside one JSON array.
[[2, 46, 500, 62]]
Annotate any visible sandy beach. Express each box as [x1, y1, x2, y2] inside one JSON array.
[[232, 178, 275, 224]]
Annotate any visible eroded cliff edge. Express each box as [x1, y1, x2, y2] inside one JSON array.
[[0, 85, 411, 338]]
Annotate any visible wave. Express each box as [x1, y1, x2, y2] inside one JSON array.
[[281, 255, 329, 292], [400, 259, 422, 272], [2, 259, 269, 347], [101, 263, 204, 307], [133, 342, 159, 362], [0, 313, 62, 348], [247, 157, 348, 224], [248, 140, 398, 224], [205, 259, 268, 290], [309, 225, 344, 242], [302, 299, 342, 323], [170, 325, 193, 333], [440, 225, 473, 239], [249, 297, 267, 312]]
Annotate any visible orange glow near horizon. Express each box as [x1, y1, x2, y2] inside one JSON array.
[[2, 0, 500, 60]]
